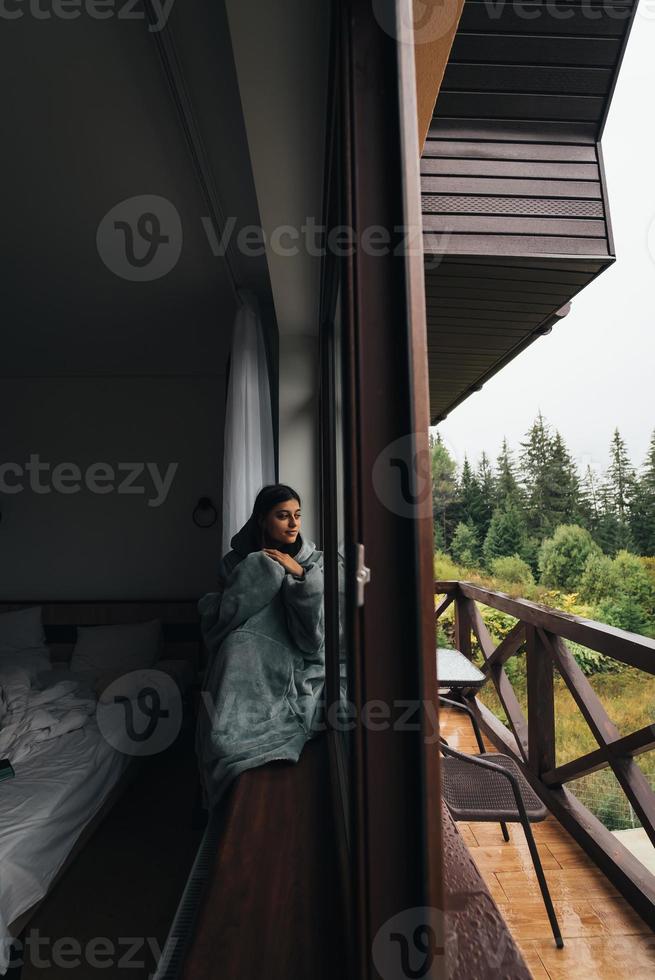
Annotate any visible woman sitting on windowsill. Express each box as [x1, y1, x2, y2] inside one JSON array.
[[196, 484, 325, 808]]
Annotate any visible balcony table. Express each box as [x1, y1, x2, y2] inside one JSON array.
[[437, 646, 486, 692]]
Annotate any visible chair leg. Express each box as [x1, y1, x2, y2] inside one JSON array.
[[520, 819, 564, 949], [456, 692, 486, 754], [442, 691, 486, 754], [453, 695, 506, 840]]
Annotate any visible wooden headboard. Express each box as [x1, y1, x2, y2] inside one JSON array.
[[0, 600, 202, 668]]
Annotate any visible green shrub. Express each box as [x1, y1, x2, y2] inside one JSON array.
[[437, 624, 452, 648], [579, 552, 616, 605], [481, 606, 520, 642], [490, 554, 534, 587], [499, 653, 525, 688], [596, 595, 650, 636], [641, 556, 655, 586], [450, 520, 480, 568], [539, 589, 593, 618], [521, 536, 541, 576], [612, 551, 655, 620], [434, 550, 462, 581], [580, 549, 655, 636], [567, 640, 623, 676], [478, 606, 524, 683], [538, 524, 602, 591]]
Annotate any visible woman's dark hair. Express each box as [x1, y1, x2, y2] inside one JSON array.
[[253, 484, 301, 526], [252, 484, 302, 550], [227, 484, 303, 559]]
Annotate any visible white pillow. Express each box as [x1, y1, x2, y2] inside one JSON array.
[[0, 606, 46, 654], [70, 620, 162, 678], [0, 607, 50, 679]]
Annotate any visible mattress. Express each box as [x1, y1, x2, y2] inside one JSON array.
[[0, 714, 129, 973]]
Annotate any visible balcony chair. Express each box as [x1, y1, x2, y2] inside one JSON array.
[[439, 697, 564, 949]]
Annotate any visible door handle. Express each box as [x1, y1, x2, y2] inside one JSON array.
[[355, 543, 371, 607]]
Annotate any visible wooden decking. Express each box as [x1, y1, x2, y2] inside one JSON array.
[[441, 705, 655, 979]]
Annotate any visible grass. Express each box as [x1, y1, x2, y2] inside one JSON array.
[[435, 551, 544, 600], [479, 670, 655, 831], [434, 552, 655, 832], [479, 669, 655, 760]]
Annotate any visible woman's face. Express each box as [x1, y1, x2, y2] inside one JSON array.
[[263, 498, 301, 546]]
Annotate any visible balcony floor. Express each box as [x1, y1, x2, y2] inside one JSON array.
[[441, 705, 655, 979]]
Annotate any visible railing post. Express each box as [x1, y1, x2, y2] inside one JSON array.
[[453, 590, 472, 660], [526, 624, 556, 776]]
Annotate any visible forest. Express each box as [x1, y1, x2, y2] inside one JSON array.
[[432, 412, 655, 638], [432, 414, 655, 830]]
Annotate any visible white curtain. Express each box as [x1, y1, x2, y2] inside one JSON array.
[[222, 293, 276, 556]]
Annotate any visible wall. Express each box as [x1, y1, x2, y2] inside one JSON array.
[[277, 336, 320, 543], [225, 0, 330, 546], [0, 377, 225, 600]]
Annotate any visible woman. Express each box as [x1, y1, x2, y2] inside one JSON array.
[[197, 484, 325, 807]]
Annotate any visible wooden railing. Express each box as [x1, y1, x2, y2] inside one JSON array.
[[435, 580, 655, 927]]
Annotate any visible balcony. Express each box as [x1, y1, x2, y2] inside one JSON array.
[[436, 580, 655, 973]]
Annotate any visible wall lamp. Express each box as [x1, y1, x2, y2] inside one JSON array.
[[193, 497, 218, 528]]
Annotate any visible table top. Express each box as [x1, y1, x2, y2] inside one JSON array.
[[437, 647, 486, 689]]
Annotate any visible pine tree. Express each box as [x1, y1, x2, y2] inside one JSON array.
[[579, 464, 601, 534], [430, 433, 458, 548], [605, 429, 636, 551], [496, 437, 521, 508], [476, 452, 496, 542], [630, 430, 655, 556], [548, 431, 581, 527], [595, 480, 623, 556], [483, 503, 528, 567], [455, 457, 483, 526], [519, 411, 556, 538]]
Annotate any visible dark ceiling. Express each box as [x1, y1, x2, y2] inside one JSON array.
[[0, 1, 273, 377]]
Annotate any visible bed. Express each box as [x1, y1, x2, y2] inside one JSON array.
[[0, 600, 201, 975]]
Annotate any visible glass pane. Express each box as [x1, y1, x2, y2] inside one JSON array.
[[320, 269, 353, 848], [318, 30, 354, 850], [333, 287, 352, 769]]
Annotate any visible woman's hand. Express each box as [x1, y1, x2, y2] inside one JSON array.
[[262, 549, 304, 578]]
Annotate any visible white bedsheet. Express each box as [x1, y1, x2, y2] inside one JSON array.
[[0, 669, 129, 974]]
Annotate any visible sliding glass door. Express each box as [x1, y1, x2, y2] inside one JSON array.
[[320, 2, 443, 977]]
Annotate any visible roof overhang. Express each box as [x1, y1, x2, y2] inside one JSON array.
[[425, 0, 638, 423]]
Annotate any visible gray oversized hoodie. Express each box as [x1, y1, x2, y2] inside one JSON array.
[[196, 533, 325, 808]]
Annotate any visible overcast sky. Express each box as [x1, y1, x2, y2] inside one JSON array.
[[435, 13, 655, 477]]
